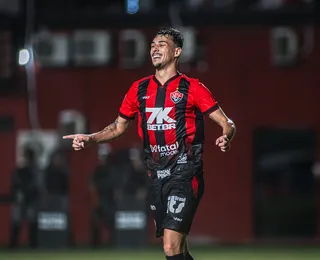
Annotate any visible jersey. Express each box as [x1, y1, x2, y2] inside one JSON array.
[[119, 73, 219, 180]]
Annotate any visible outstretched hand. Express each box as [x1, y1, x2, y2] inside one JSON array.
[[63, 134, 91, 151], [215, 135, 231, 152]]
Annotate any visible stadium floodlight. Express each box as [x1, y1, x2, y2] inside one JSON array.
[[18, 48, 31, 66]]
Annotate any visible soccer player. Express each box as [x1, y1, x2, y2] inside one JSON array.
[[63, 28, 236, 260]]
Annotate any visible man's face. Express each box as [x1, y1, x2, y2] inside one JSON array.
[[150, 35, 180, 69]]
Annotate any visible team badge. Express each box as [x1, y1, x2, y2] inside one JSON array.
[[170, 90, 184, 104]]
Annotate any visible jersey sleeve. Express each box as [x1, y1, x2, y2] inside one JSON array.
[[193, 81, 219, 114], [119, 82, 139, 120]]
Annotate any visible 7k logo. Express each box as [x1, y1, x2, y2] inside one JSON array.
[[146, 107, 176, 124]]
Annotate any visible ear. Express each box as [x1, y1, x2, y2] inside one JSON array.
[[174, 47, 182, 58]]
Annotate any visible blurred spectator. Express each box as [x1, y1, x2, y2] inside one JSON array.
[[44, 149, 69, 197], [89, 143, 116, 247], [112, 146, 148, 202], [9, 146, 41, 248]]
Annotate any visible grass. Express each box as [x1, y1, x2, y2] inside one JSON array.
[[1, 246, 320, 260]]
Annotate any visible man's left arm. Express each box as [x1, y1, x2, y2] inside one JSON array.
[[208, 108, 236, 152], [192, 80, 236, 152]]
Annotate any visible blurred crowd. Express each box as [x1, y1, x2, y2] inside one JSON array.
[[33, 0, 314, 13], [9, 143, 148, 248]]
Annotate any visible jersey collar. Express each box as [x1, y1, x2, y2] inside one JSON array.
[[153, 72, 181, 88]]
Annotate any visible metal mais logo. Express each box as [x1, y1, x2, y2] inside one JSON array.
[[150, 142, 179, 157]]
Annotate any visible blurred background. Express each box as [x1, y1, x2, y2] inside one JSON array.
[[1, 0, 320, 259]]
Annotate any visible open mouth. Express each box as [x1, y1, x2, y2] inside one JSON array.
[[152, 53, 162, 60]]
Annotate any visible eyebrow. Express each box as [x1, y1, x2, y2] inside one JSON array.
[[151, 40, 168, 45]]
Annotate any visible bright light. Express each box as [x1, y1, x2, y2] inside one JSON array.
[[18, 49, 31, 66], [126, 0, 139, 14]]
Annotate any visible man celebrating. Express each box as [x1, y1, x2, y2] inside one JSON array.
[[64, 28, 236, 260]]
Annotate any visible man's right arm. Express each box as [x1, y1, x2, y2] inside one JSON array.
[[63, 116, 131, 151], [92, 80, 138, 144], [89, 116, 130, 143], [64, 81, 138, 150]]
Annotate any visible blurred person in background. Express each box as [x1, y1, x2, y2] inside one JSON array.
[[88, 143, 116, 247], [43, 149, 72, 245], [44, 149, 69, 199], [112, 146, 148, 202], [9, 146, 41, 248], [64, 28, 236, 260]]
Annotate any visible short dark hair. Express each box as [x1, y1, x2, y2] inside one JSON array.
[[156, 28, 184, 48]]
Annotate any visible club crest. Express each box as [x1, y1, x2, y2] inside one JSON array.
[[170, 91, 184, 104]]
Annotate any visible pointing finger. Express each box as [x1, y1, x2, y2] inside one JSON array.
[[63, 135, 76, 139]]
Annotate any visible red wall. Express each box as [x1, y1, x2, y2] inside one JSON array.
[[1, 26, 320, 245]]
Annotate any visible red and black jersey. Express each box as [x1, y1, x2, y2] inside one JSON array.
[[119, 73, 219, 178]]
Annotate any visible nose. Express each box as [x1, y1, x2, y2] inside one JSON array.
[[153, 45, 159, 52]]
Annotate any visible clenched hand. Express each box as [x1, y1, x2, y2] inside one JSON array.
[[215, 135, 230, 152]]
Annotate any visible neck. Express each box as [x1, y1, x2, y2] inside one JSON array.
[[155, 63, 178, 85]]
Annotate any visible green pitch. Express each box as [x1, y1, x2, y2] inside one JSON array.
[[1, 246, 320, 260]]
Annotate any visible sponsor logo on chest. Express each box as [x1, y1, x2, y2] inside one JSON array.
[[146, 107, 176, 131], [150, 141, 179, 157]]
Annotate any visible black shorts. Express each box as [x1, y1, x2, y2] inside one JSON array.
[[148, 173, 204, 238]]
